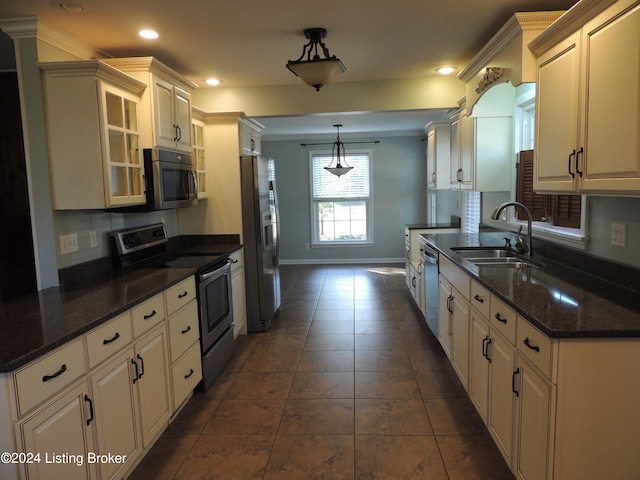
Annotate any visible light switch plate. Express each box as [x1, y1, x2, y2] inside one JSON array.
[[611, 222, 626, 247]]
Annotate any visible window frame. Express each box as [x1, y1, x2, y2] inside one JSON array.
[[309, 149, 374, 247]]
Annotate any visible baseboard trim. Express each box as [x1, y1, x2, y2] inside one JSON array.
[[279, 258, 404, 265]]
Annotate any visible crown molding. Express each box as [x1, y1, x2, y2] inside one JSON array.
[[102, 57, 199, 90], [458, 11, 565, 83], [38, 60, 147, 94], [528, 0, 618, 56], [0, 16, 109, 61]]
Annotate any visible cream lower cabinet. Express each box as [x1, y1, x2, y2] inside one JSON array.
[[19, 381, 97, 480], [89, 347, 139, 480], [7, 277, 199, 480], [89, 323, 170, 480], [230, 249, 247, 337], [462, 270, 640, 479], [468, 281, 517, 467], [437, 257, 470, 390], [513, 357, 553, 480]]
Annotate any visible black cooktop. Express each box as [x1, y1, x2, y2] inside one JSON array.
[[148, 253, 229, 273], [110, 223, 229, 273]]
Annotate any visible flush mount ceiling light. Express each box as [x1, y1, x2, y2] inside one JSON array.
[[286, 28, 346, 92], [301, 124, 379, 177], [205, 78, 221, 86]]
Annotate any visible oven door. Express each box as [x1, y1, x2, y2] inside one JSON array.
[[198, 261, 234, 353]]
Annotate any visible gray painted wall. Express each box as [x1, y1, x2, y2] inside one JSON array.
[[261, 135, 427, 263]]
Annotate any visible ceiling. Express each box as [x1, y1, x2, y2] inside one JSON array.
[[0, 0, 578, 137]]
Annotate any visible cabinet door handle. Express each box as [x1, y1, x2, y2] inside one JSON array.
[[568, 149, 576, 178], [176, 124, 182, 142], [494, 313, 507, 324], [473, 294, 484, 304], [131, 358, 140, 384], [144, 310, 157, 320], [178, 291, 189, 299], [523, 337, 540, 352], [184, 368, 194, 379], [512, 368, 520, 397], [486, 338, 492, 363], [103, 332, 120, 345], [447, 295, 454, 314], [42, 364, 67, 383], [481, 336, 489, 359], [137, 354, 145, 379], [575, 147, 584, 177], [181, 325, 192, 334], [84, 394, 94, 426]]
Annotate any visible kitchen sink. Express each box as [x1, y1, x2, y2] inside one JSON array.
[[451, 247, 543, 268]]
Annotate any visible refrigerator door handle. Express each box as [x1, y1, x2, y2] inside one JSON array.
[[270, 179, 280, 265]]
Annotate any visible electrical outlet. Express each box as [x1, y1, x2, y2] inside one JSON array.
[[89, 230, 98, 248], [60, 233, 78, 254], [611, 222, 626, 247]]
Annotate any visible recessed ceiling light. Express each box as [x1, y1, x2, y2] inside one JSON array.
[[436, 66, 456, 75], [206, 78, 221, 86], [59, 2, 85, 13], [139, 29, 159, 39]]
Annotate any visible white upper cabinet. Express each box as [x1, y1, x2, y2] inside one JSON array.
[[425, 121, 451, 190], [192, 108, 207, 199], [240, 118, 263, 156], [40, 60, 147, 209], [533, 0, 640, 195], [103, 57, 196, 154], [450, 84, 515, 192]]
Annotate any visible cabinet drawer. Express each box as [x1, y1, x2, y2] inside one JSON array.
[[439, 256, 470, 299], [517, 318, 554, 379], [15, 338, 86, 416], [165, 276, 196, 316], [171, 342, 202, 411], [490, 297, 516, 345], [470, 280, 490, 318], [86, 312, 133, 368], [167, 301, 200, 362], [132, 293, 166, 338]]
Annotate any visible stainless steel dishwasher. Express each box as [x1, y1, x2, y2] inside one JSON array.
[[420, 237, 440, 338]]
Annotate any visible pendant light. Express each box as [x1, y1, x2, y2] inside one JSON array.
[[286, 28, 346, 91], [301, 124, 380, 177]]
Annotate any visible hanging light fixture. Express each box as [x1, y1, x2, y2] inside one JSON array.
[[286, 28, 346, 91], [301, 124, 380, 177]]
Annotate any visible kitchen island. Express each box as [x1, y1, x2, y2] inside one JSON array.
[[425, 230, 640, 480]]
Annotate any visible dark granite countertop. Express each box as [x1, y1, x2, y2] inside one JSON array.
[[0, 235, 242, 373], [0, 267, 194, 372], [426, 231, 640, 339]]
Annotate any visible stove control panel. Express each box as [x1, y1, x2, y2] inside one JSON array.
[[111, 223, 168, 255]]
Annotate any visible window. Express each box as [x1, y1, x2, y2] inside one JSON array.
[[462, 191, 480, 233], [516, 150, 581, 229], [310, 151, 372, 245]]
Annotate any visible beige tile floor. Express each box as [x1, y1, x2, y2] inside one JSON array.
[[128, 264, 514, 480]]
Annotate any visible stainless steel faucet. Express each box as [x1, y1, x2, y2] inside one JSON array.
[[490, 201, 533, 257]]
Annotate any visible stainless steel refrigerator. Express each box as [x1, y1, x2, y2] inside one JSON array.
[[240, 155, 281, 332]]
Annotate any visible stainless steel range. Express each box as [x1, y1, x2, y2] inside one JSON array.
[[110, 223, 234, 391]]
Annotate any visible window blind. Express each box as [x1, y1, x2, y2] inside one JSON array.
[[312, 154, 370, 200]]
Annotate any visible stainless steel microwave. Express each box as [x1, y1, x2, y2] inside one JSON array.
[[143, 148, 198, 210]]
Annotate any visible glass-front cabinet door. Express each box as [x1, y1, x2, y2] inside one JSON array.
[[192, 118, 207, 199], [102, 84, 145, 206]]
